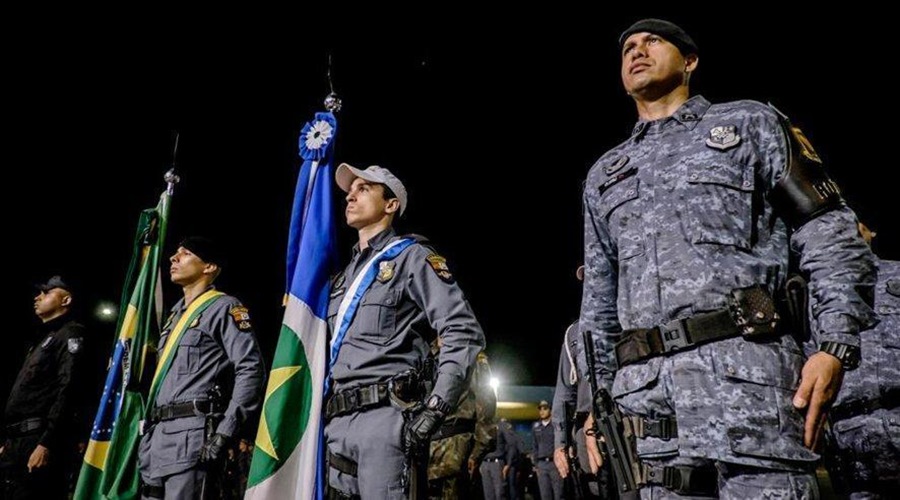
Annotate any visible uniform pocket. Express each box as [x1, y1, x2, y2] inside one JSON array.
[[597, 176, 643, 260], [155, 417, 205, 465], [712, 339, 817, 463], [685, 162, 755, 249], [175, 330, 203, 375], [354, 287, 401, 344]]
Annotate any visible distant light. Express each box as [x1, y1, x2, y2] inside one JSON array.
[[489, 377, 500, 391], [95, 301, 118, 322]]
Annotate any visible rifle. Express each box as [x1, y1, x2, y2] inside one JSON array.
[[581, 329, 640, 499], [563, 402, 584, 500]]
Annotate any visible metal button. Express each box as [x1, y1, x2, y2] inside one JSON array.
[[626, 190, 635, 196], [727, 365, 736, 375], [690, 173, 699, 180]]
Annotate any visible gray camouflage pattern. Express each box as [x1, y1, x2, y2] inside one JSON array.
[[580, 96, 876, 473], [827, 258, 900, 495]]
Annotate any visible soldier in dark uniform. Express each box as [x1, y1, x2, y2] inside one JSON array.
[[822, 224, 899, 498], [324, 164, 485, 499], [1, 276, 88, 499], [480, 419, 510, 500], [581, 19, 877, 497], [138, 237, 266, 500], [532, 401, 561, 500]]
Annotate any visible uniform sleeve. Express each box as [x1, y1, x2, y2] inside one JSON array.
[[755, 110, 878, 347], [579, 184, 624, 392], [213, 301, 267, 438], [471, 353, 498, 463], [39, 325, 87, 449], [552, 343, 576, 449], [406, 245, 486, 407]]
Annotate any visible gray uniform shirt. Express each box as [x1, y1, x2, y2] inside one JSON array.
[[581, 95, 877, 389], [327, 228, 485, 406], [551, 322, 591, 449]]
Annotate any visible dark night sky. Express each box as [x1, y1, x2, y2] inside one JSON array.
[[4, 9, 897, 402]]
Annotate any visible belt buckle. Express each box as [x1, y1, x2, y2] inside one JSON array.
[[658, 319, 689, 352]]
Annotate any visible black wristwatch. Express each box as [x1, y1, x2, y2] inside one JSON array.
[[819, 341, 860, 371], [425, 394, 452, 416]]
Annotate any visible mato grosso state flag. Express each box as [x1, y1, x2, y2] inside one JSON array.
[[74, 190, 171, 499], [245, 111, 338, 499]]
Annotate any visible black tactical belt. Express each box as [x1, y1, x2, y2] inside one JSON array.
[[328, 450, 359, 477], [4, 417, 44, 437], [639, 463, 717, 496], [830, 388, 899, 422], [431, 418, 476, 441], [483, 457, 503, 462], [616, 285, 781, 368], [326, 486, 360, 500], [325, 383, 390, 420], [149, 399, 224, 422], [141, 484, 165, 498], [536, 456, 553, 462], [624, 415, 678, 440]]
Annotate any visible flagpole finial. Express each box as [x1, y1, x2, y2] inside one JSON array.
[[324, 92, 342, 112], [164, 168, 181, 195]]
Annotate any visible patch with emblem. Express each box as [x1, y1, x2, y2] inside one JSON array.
[[68, 338, 82, 354], [426, 254, 454, 283], [41, 336, 53, 348], [377, 261, 396, 283], [887, 279, 900, 297], [230, 306, 253, 331], [705, 125, 741, 150], [603, 155, 629, 175], [331, 272, 346, 290], [790, 126, 822, 163]]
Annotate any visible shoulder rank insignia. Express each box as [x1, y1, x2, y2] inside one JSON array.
[[789, 126, 822, 163], [41, 336, 54, 348], [426, 254, 454, 283], [887, 279, 900, 297], [377, 261, 395, 283], [230, 306, 253, 331], [189, 317, 200, 328], [68, 338, 82, 354], [604, 155, 629, 175], [162, 311, 176, 332], [705, 125, 741, 150]]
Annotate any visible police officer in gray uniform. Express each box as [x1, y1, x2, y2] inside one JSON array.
[[823, 224, 899, 498], [138, 237, 266, 499], [532, 400, 562, 500], [325, 164, 485, 499], [480, 420, 510, 500], [581, 19, 877, 498]]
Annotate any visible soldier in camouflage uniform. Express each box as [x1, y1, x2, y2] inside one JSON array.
[[822, 224, 899, 498], [427, 348, 498, 499], [580, 19, 877, 498]]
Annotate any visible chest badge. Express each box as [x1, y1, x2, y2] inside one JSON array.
[[377, 261, 396, 283], [705, 125, 741, 150], [604, 155, 629, 175]]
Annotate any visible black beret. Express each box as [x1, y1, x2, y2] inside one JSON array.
[[36, 275, 74, 294], [179, 236, 227, 268], [619, 19, 698, 56]]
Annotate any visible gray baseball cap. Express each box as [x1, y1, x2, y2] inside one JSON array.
[[336, 163, 408, 216]]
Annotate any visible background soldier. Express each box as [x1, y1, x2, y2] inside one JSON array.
[[138, 237, 266, 499], [581, 18, 876, 497], [532, 401, 561, 500], [821, 224, 899, 497], [325, 164, 485, 499], [1, 276, 89, 499], [427, 348, 497, 499]]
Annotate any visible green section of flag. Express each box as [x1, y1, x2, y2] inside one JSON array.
[[247, 323, 313, 485]]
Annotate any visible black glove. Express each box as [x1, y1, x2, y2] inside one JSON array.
[[199, 433, 229, 463], [404, 407, 446, 452]]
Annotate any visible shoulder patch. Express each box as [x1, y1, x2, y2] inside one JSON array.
[[788, 125, 821, 164], [230, 306, 253, 331], [68, 337, 82, 354], [426, 254, 454, 283]]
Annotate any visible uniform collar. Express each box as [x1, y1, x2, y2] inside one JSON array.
[[172, 284, 217, 312], [352, 227, 397, 257], [37, 314, 70, 335], [631, 95, 711, 137]]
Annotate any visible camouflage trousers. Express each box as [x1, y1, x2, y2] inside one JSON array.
[[827, 407, 900, 499], [427, 432, 474, 499]]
